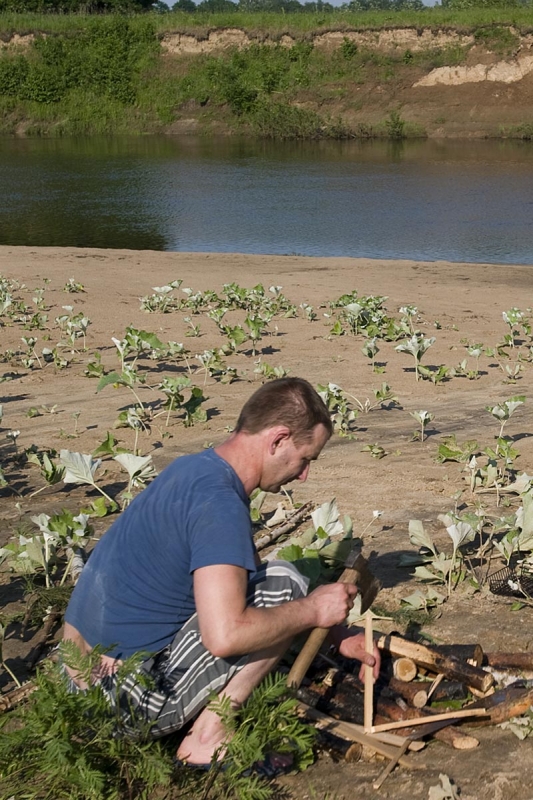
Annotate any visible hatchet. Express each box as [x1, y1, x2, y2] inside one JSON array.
[[287, 550, 380, 690]]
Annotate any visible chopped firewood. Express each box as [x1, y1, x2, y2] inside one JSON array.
[[429, 680, 469, 703], [466, 681, 533, 726], [375, 633, 494, 693], [393, 657, 418, 682], [389, 677, 428, 708], [0, 682, 36, 713], [345, 742, 364, 762], [484, 652, 533, 671], [317, 729, 363, 762], [433, 643, 484, 667]]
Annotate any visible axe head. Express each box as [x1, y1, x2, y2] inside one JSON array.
[[343, 552, 381, 614]]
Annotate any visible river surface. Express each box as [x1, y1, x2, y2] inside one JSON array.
[[1, 136, 533, 264]]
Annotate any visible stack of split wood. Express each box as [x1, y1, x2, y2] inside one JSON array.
[[296, 632, 533, 787]]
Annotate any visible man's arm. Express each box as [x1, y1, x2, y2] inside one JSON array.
[[194, 563, 357, 659]]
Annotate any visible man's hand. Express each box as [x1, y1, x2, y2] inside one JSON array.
[[332, 628, 381, 682], [306, 583, 358, 628]]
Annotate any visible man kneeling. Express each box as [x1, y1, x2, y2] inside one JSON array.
[[62, 377, 379, 768]]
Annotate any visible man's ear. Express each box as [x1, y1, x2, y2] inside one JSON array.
[[267, 426, 291, 455]]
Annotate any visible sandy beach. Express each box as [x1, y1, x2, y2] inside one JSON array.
[[2, 245, 533, 799]]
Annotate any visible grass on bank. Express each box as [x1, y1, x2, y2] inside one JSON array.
[[2, 7, 533, 36]]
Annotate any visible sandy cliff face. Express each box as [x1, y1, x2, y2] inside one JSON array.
[[160, 27, 476, 55]]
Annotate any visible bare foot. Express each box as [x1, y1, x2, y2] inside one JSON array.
[[176, 707, 229, 766]]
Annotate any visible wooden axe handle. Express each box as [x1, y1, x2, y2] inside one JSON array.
[[287, 562, 363, 689]]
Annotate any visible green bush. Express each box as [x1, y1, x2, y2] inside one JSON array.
[[0, 648, 174, 800], [0, 17, 158, 106], [0, 53, 29, 95]]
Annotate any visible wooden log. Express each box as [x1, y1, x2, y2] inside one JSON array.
[[375, 633, 494, 693], [466, 682, 533, 726], [317, 729, 363, 762], [484, 652, 533, 671], [297, 702, 426, 769], [433, 643, 484, 667], [430, 680, 469, 703], [389, 678, 428, 709], [393, 657, 418, 682], [0, 682, 36, 713], [376, 698, 479, 750], [345, 742, 364, 762], [431, 725, 479, 750], [26, 609, 62, 670], [256, 502, 313, 552]]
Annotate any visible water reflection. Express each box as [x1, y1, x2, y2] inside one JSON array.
[[1, 137, 533, 263]]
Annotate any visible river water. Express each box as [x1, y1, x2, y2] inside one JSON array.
[[1, 136, 533, 264]]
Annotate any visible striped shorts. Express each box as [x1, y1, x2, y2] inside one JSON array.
[[62, 560, 308, 738]]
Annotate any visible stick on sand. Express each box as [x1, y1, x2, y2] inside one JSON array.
[[370, 707, 488, 733]]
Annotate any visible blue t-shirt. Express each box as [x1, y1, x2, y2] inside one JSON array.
[[65, 449, 257, 659]]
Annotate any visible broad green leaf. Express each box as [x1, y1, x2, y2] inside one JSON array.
[[138, 330, 164, 350], [114, 453, 152, 479], [5, 557, 36, 575], [319, 538, 355, 566], [265, 504, 287, 528], [284, 528, 317, 551], [30, 513, 51, 534], [305, 533, 331, 551], [81, 497, 118, 517], [343, 515, 353, 538], [431, 553, 453, 577], [93, 431, 119, 457], [96, 372, 122, 393], [277, 544, 304, 562], [25, 540, 47, 568], [427, 587, 446, 604]]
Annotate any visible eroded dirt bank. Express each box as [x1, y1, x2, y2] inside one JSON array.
[[3, 25, 533, 137]]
